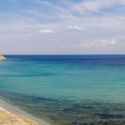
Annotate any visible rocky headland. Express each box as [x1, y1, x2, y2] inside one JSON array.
[[0, 55, 6, 60]]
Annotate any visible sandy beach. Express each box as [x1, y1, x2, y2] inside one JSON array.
[[0, 56, 38, 125], [0, 106, 39, 125], [0, 99, 52, 125], [0, 56, 52, 125]]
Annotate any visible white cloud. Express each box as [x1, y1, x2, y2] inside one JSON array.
[[34, 0, 51, 6], [71, 39, 118, 49], [68, 26, 88, 30], [39, 29, 53, 33], [71, 0, 125, 13], [119, 36, 125, 39], [95, 39, 117, 46], [110, 39, 117, 44], [77, 43, 94, 47], [1, 0, 125, 34]]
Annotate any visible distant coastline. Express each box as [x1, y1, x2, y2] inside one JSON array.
[[0, 55, 6, 60]]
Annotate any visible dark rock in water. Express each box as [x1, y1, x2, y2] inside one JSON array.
[[2, 90, 125, 125], [103, 122, 108, 125], [79, 123, 88, 125], [122, 121, 125, 124], [83, 123, 88, 125], [63, 108, 73, 112], [73, 103, 81, 108], [72, 121, 77, 124], [89, 123, 94, 125], [79, 123, 82, 125], [97, 121, 103, 124], [95, 112, 123, 119]]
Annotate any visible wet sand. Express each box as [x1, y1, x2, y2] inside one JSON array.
[[0, 56, 52, 125], [0, 56, 39, 124], [0, 107, 39, 125], [0, 98, 52, 125]]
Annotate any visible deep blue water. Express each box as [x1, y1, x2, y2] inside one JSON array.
[[1, 55, 125, 125]]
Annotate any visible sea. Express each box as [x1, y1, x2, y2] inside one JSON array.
[[1, 55, 125, 125]]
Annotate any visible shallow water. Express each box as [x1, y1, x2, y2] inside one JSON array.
[[1, 55, 125, 125]]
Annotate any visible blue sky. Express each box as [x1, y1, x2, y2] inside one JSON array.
[[0, 0, 125, 54]]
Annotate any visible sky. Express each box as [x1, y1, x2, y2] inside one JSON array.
[[0, 0, 125, 54]]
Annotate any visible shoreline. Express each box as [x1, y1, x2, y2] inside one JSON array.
[[0, 98, 51, 125], [0, 106, 38, 125]]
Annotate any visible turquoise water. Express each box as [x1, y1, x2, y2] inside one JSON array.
[[1, 55, 125, 125]]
